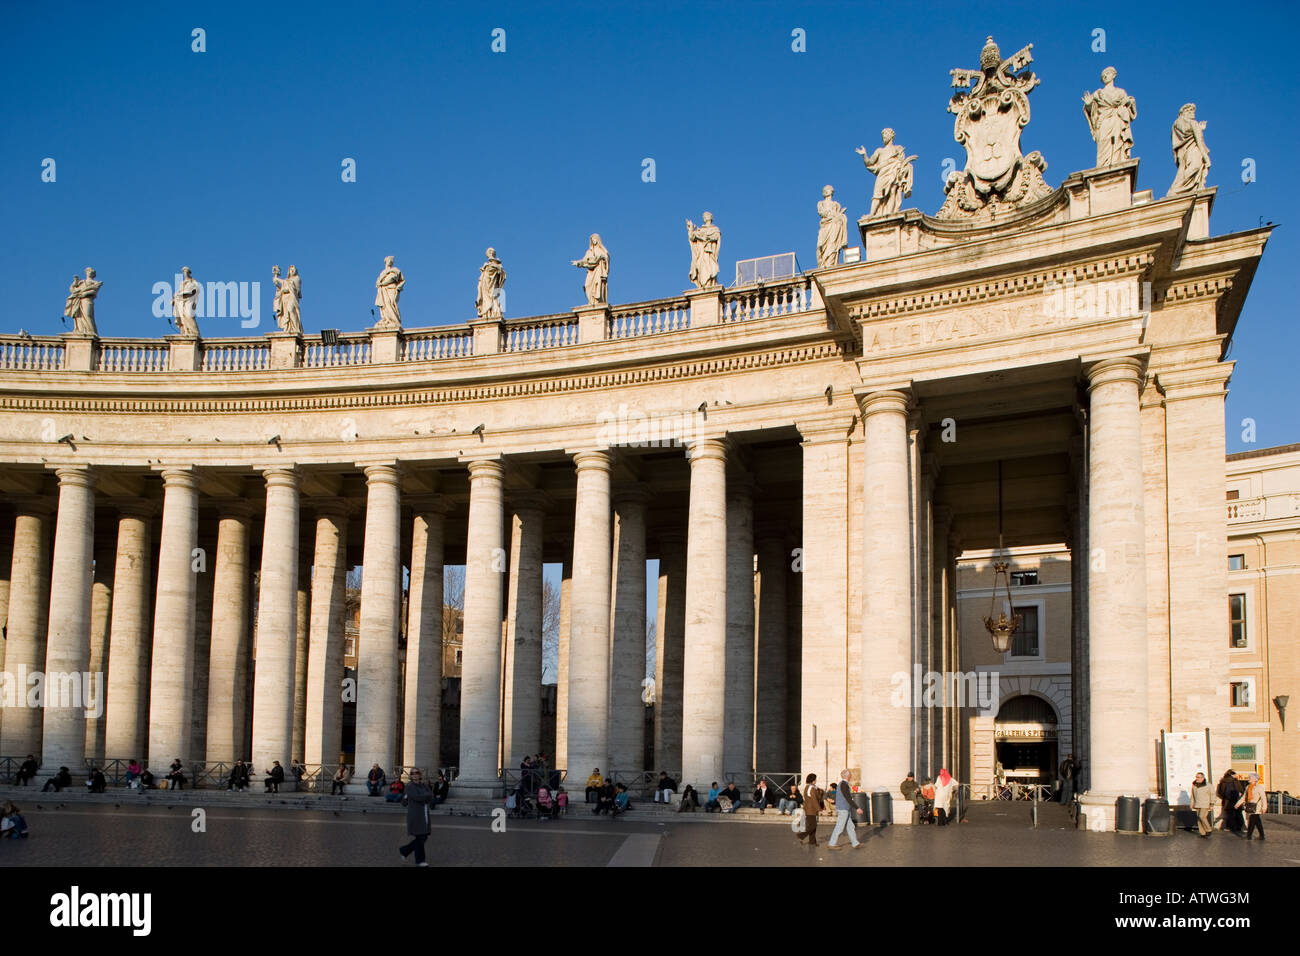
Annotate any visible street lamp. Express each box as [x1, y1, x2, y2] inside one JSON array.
[[982, 460, 1021, 653]]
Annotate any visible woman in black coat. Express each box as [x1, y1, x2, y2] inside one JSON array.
[[1216, 770, 1242, 834], [399, 770, 434, 866]]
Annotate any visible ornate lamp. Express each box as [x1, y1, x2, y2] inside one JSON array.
[[982, 460, 1022, 653]]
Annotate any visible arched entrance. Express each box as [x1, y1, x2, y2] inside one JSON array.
[[995, 695, 1059, 786]]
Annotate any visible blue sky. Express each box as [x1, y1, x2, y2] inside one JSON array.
[[1, 0, 1296, 451]]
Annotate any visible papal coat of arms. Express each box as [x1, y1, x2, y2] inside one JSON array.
[[937, 36, 1052, 220]]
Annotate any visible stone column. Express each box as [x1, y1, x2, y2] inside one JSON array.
[[104, 504, 152, 762], [206, 503, 252, 764], [303, 504, 349, 767], [502, 498, 544, 768], [1, 504, 52, 756], [724, 476, 755, 777], [754, 527, 788, 770], [914, 452, 934, 779], [554, 555, 573, 771], [458, 459, 506, 791], [291, 551, 311, 763], [653, 532, 686, 773], [858, 391, 913, 801], [567, 450, 614, 782], [190, 525, 216, 762], [403, 504, 445, 773], [250, 467, 300, 775], [609, 486, 648, 771], [1081, 358, 1148, 826], [798, 422, 851, 784], [931, 506, 953, 777], [0, 523, 11, 743], [85, 535, 114, 764], [682, 438, 727, 788], [147, 468, 199, 766], [42, 467, 96, 770], [946, 530, 962, 775], [353, 464, 402, 778]]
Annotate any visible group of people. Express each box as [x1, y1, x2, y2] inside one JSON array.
[[900, 770, 959, 824], [1, 801, 29, 840], [1192, 769, 1267, 840]]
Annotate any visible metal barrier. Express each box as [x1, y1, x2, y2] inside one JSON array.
[[963, 781, 1054, 802], [501, 767, 566, 796]]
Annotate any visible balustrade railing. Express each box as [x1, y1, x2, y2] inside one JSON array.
[[303, 334, 371, 367], [97, 340, 169, 372], [200, 339, 271, 371], [503, 315, 578, 352], [0, 336, 64, 370], [609, 299, 690, 338], [723, 277, 814, 322], [401, 327, 473, 361], [1226, 497, 1265, 522]]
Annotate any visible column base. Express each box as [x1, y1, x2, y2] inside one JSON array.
[[1077, 791, 1142, 832], [452, 777, 505, 799]]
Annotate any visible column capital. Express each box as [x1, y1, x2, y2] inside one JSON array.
[[1086, 355, 1146, 392], [405, 494, 451, 517], [685, 437, 728, 464], [209, 497, 254, 519], [856, 388, 912, 419], [754, 520, 791, 545], [155, 466, 198, 489], [8, 494, 56, 516], [796, 416, 855, 444], [362, 462, 401, 487], [308, 497, 354, 519], [573, 449, 613, 473], [507, 490, 553, 515], [932, 504, 954, 532], [726, 473, 754, 504], [612, 483, 652, 508], [261, 466, 299, 490], [53, 465, 95, 489], [466, 458, 505, 482], [107, 497, 158, 518]]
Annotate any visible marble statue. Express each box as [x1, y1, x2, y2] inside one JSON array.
[[271, 265, 302, 334], [1168, 103, 1210, 196], [937, 36, 1051, 220], [685, 212, 721, 289], [571, 234, 609, 306], [1082, 67, 1137, 168], [856, 130, 916, 218], [62, 267, 101, 335], [816, 186, 848, 268], [171, 266, 201, 337], [373, 256, 405, 330], [476, 247, 506, 320]]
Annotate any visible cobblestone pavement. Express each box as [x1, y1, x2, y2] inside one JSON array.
[[1, 798, 1296, 867]]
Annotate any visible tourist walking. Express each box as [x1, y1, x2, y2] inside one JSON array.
[[933, 768, 957, 826], [1058, 753, 1080, 804], [827, 772, 863, 850], [1239, 773, 1266, 841], [1191, 771, 1214, 837], [795, 773, 824, 847], [398, 769, 434, 866], [1216, 770, 1242, 835]]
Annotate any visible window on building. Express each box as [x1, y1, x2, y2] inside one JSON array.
[[1229, 594, 1247, 648], [1230, 680, 1253, 708], [1010, 571, 1039, 586], [1231, 744, 1257, 763], [1226, 490, 1240, 500], [344, 637, 356, 658], [454, 648, 463, 667], [1228, 554, 1245, 571], [1011, 605, 1039, 657]]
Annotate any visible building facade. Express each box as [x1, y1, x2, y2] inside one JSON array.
[[0, 38, 1273, 828]]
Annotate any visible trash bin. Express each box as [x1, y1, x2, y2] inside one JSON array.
[[855, 791, 871, 824], [871, 789, 893, 826], [1116, 795, 1141, 832], [1143, 797, 1171, 836]]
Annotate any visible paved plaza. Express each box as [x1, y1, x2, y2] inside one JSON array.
[[3, 795, 1297, 867]]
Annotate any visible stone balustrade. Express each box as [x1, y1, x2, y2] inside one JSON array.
[[0, 280, 820, 374], [1227, 494, 1300, 524]]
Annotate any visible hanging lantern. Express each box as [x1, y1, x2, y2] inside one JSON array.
[[983, 459, 1021, 652], [983, 560, 1022, 653]]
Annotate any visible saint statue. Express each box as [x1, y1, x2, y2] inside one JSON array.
[[271, 265, 302, 334], [816, 186, 848, 268], [373, 256, 405, 330], [1082, 67, 1137, 168], [476, 247, 506, 320], [171, 266, 201, 337], [685, 212, 721, 289], [63, 266, 102, 335], [856, 129, 916, 218], [571, 234, 609, 306], [1167, 103, 1210, 197]]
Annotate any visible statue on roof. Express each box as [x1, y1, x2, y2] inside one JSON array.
[[1167, 103, 1210, 197], [856, 130, 916, 218], [1082, 67, 1137, 169]]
